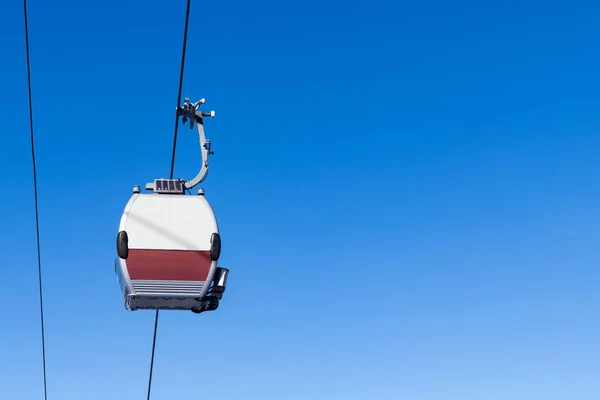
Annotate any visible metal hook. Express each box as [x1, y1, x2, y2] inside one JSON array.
[[146, 97, 216, 193], [178, 97, 215, 190]]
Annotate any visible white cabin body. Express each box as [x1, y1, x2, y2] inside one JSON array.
[[115, 190, 221, 311]]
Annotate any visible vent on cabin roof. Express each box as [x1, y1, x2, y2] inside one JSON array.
[[153, 179, 184, 194]]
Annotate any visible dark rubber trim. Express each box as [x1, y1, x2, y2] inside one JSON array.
[[210, 232, 221, 261], [117, 230, 129, 259]]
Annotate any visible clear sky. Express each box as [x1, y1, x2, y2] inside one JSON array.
[[2, 0, 600, 399]]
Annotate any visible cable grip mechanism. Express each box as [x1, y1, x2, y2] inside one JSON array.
[[145, 97, 216, 193]]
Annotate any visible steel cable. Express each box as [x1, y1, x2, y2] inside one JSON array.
[[23, 1, 48, 399], [147, 1, 193, 399]]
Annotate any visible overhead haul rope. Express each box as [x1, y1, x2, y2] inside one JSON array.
[[146, 1, 192, 399], [23, 1, 48, 400]]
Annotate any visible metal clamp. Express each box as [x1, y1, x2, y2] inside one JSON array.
[[177, 97, 215, 190], [146, 97, 216, 192], [177, 98, 215, 127]]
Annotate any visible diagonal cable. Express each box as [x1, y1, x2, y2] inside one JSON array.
[[147, 1, 192, 399], [23, 1, 48, 399]]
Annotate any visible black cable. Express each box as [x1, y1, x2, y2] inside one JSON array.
[[169, 0, 192, 180], [23, 1, 48, 400], [147, 1, 192, 399], [146, 310, 160, 400]]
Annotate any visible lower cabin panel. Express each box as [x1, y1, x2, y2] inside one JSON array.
[[131, 279, 205, 295], [128, 294, 205, 311]]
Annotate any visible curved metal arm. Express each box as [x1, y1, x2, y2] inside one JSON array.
[[184, 111, 214, 190], [143, 97, 215, 193]]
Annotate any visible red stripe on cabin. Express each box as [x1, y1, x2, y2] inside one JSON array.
[[127, 249, 212, 281]]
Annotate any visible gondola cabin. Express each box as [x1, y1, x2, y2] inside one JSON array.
[[115, 180, 227, 313]]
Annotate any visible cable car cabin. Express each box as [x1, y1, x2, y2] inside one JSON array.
[[115, 180, 228, 314]]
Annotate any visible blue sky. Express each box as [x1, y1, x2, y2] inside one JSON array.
[[2, 0, 600, 398]]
